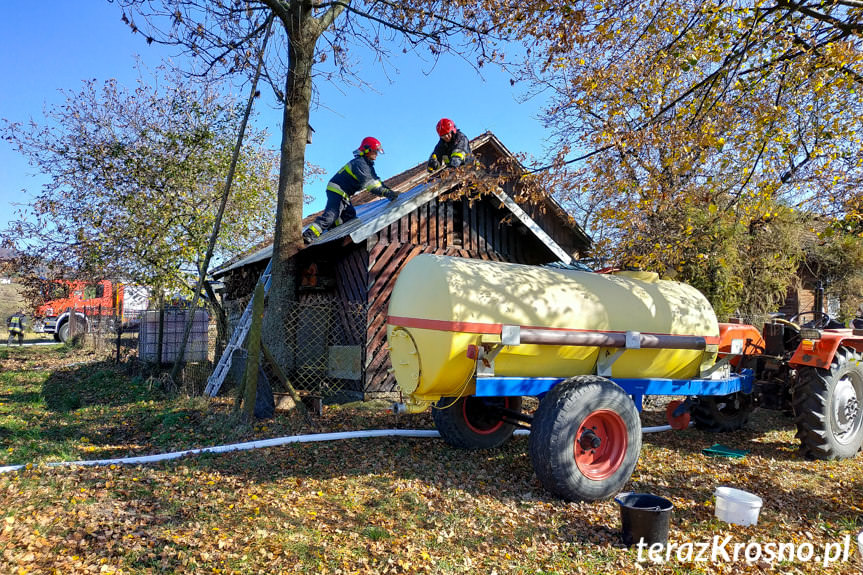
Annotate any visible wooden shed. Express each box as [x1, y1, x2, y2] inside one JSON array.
[[214, 132, 591, 399]]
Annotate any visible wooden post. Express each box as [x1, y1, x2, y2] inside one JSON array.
[[157, 307, 165, 366], [240, 281, 265, 420], [262, 342, 307, 415], [115, 323, 121, 364]]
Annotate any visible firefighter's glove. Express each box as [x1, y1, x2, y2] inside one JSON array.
[[383, 188, 399, 202], [427, 155, 440, 172], [302, 225, 320, 245]]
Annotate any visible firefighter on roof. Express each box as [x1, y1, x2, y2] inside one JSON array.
[[427, 118, 472, 172], [303, 137, 398, 245]]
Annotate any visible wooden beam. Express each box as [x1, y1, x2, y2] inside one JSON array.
[[262, 342, 307, 415]]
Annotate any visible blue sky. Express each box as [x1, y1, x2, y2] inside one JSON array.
[[0, 1, 554, 226]]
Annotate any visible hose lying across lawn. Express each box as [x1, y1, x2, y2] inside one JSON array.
[[0, 424, 678, 474]]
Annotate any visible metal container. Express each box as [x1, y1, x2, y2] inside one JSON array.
[[387, 255, 719, 408]]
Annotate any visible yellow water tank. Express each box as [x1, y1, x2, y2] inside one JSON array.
[[386, 255, 719, 410]]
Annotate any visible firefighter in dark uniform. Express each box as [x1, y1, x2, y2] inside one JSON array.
[[303, 137, 399, 244], [427, 118, 472, 172], [7, 309, 25, 346]]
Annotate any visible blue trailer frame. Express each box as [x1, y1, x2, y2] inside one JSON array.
[[473, 369, 754, 411]]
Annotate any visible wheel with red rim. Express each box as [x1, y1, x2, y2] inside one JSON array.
[[691, 392, 753, 432], [573, 409, 628, 480], [433, 396, 523, 449], [529, 376, 641, 502], [665, 399, 691, 431]]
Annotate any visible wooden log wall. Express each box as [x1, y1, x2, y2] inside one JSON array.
[[363, 194, 558, 396]]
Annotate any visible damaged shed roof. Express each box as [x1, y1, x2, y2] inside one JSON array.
[[213, 132, 589, 277]]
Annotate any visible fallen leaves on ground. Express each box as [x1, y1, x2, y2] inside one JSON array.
[[0, 350, 861, 574]]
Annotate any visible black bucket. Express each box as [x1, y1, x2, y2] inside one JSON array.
[[615, 492, 673, 547]]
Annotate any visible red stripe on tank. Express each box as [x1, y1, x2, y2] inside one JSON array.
[[387, 315, 503, 334], [387, 315, 720, 345]]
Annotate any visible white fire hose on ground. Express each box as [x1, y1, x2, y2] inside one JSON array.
[[0, 424, 677, 475]]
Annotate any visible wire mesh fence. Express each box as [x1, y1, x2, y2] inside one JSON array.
[[224, 296, 370, 401], [61, 297, 374, 402]]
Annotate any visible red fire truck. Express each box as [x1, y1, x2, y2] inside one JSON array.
[[32, 279, 149, 342]]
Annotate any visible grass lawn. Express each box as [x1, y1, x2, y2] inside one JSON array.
[[0, 345, 861, 574]]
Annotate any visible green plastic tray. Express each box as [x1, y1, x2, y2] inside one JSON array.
[[702, 444, 749, 458]]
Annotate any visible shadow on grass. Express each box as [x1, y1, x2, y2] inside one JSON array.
[[41, 359, 160, 413], [639, 405, 800, 460], [0, 390, 42, 405]]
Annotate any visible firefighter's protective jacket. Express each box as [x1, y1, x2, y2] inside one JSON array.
[[7, 313, 24, 334], [428, 130, 472, 170], [326, 155, 390, 201], [304, 154, 396, 242]]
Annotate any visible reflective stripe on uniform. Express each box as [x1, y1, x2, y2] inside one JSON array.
[[341, 163, 359, 181], [307, 224, 322, 237], [451, 151, 466, 160], [326, 183, 350, 200], [364, 179, 383, 193]]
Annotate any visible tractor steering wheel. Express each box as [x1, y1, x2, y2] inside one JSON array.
[[789, 311, 833, 329]]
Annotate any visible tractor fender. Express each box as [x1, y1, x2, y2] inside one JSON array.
[[789, 331, 863, 369], [718, 323, 766, 355], [54, 311, 69, 333], [717, 323, 766, 367]]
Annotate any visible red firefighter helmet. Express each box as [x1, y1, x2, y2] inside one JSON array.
[[358, 136, 384, 155], [436, 118, 456, 137]]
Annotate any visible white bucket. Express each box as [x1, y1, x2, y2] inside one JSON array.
[[714, 486, 763, 526]]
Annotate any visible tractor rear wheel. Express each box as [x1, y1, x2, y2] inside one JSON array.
[[529, 376, 641, 502], [691, 392, 754, 432], [792, 347, 863, 460], [433, 395, 522, 449]]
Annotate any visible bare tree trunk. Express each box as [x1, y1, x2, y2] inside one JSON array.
[[264, 12, 316, 369], [239, 281, 266, 421]]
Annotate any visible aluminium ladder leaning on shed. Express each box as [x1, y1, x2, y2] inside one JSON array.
[[205, 259, 273, 397]]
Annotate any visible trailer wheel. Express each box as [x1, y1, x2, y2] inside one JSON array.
[[792, 346, 863, 460], [691, 393, 754, 432], [529, 376, 641, 502], [433, 396, 522, 449]]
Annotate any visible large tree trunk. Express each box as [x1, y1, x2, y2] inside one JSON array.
[[263, 13, 316, 369]]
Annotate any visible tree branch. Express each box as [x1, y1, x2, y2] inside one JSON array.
[[776, 0, 863, 33]]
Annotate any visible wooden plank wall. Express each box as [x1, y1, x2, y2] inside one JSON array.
[[363, 194, 557, 395]]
